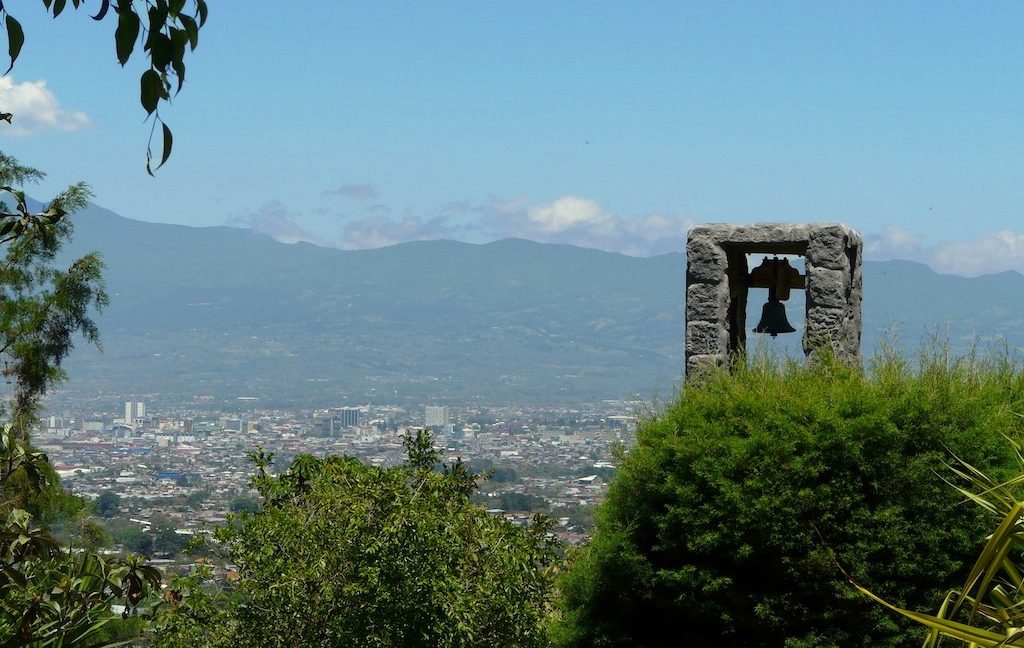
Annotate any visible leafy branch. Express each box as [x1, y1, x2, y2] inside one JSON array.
[[0, 0, 208, 172]]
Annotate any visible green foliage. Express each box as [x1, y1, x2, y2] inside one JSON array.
[[149, 563, 233, 647], [0, 1, 208, 172], [151, 513, 188, 557], [0, 7, 208, 638], [0, 161, 106, 423], [115, 524, 153, 557], [497, 491, 548, 512], [227, 493, 257, 514], [76, 518, 112, 551], [490, 465, 520, 483], [1, 503, 161, 646], [0, 149, 165, 646], [553, 351, 1024, 648], [153, 430, 561, 648], [855, 453, 1024, 646], [185, 487, 209, 508], [95, 490, 120, 517]]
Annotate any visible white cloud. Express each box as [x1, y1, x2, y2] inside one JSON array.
[[864, 225, 924, 260], [326, 195, 695, 256], [234, 200, 330, 246], [929, 231, 1024, 276], [340, 215, 457, 250], [233, 198, 1024, 275], [526, 196, 612, 233], [0, 77, 90, 136], [864, 225, 1024, 277], [481, 195, 695, 256]]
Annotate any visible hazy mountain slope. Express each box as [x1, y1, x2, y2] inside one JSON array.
[[49, 204, 1024, 406], [56, 204, 686, 405]]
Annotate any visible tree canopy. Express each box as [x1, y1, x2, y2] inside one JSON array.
[[153, 430, 561, 648]]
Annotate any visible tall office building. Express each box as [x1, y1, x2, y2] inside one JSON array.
[[125, 400, 145, 425], [425, 406, 450, 428], [336, 407, 360, 429], [320, 407, 360, 435]]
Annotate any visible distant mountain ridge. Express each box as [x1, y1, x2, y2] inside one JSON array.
[[44, 203, 1024, 407]]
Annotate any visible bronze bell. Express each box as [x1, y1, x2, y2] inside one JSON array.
[[753, 297, 796, 337], [748, 256, 803, 337]]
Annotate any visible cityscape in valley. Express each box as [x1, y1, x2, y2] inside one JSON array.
[[38, 396, 636, 554]]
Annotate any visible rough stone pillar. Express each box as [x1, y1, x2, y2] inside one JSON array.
[[684, 231, 732, 375], [803, 224, 863, 360], [685, 223, 862, 377]]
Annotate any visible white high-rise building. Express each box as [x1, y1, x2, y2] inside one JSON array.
[[125, 400, 145, 426], [425, 406, 450, 428]]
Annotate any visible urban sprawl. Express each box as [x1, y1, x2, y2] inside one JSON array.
[[37, 398, 639, 558]]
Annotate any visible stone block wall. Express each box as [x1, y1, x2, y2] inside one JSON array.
[[685, 223, 862, 377]]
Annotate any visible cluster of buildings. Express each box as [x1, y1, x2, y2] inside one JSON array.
[[35, 399, 638, 550]]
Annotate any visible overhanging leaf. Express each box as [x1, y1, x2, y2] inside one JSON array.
[[115, 7, 140, 66], [180, 14, 199, 49], [140, 69, 161, 114], [4, 14, 23, 74], [92, 0, 110, 21], [159, 122, 172, 168]]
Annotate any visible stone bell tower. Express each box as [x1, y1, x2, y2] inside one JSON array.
[[684, 223, 863, 377]]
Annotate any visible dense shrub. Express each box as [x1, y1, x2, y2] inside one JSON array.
[[553, 350, 1024, 647]]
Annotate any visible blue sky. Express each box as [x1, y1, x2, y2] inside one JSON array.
[[2, 2, 1024, 275]]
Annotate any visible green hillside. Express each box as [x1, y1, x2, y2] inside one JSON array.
[[48, 204, 1024, 406]]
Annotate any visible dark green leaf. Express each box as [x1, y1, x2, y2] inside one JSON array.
[[180, 14, 199, 49], [160, 122, 173, 167], [147, 4, 169, 46], [114, 8, 140, 66], [197, 0, 208, 27], [140, 69, 161, 114], [170, 27, 188, 59], [172, 58, 185, 93], [52, 0, 67, 18], [92, 0, 110, 21], [4, 14, 23, 74], [150, 32, 172, 69]]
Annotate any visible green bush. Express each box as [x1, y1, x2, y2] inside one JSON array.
[[152, 430, 560, 648], [553, 350, 1024, 647]]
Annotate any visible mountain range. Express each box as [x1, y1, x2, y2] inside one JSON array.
[[42, 203, 1024, 408]]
